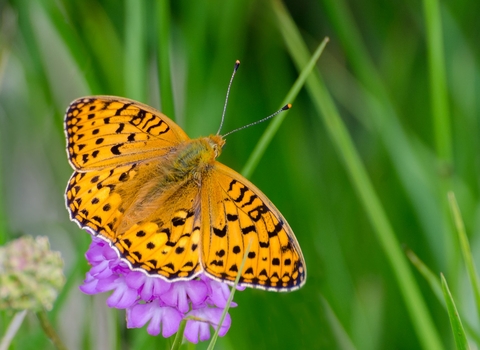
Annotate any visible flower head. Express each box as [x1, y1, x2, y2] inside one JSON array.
[[0, 236, 65, 311], [81, 236, 240, 343]]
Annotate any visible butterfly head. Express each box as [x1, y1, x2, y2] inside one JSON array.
[[207, 134, 226, 159]]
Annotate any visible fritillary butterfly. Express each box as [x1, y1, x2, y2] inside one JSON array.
[[65, 87, 306, 292]]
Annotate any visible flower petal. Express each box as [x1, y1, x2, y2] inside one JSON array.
[[160, 280, 207, 313], [89, 260, 113, 279], [79, 275, 99, 294], [159, 306, 183, 337], [127, 302, 154, 329], [125, 271, 146, 290], [81, 236, 239, 342], [127, 300, 183, 337], [105, 277, 138, 308], [141, 276, 171, 301], [201, 276, 237, 308], [184, 307, 231, 343]]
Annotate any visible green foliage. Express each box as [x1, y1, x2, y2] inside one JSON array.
[[0, 0, 479, 348], [441, 274, 468, 350]]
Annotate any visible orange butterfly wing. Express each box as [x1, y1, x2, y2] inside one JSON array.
[[200, 162, 306, 291], [66, 161, 204, 280], [65, 97, 203, 280], [65, 96, 189, 170]]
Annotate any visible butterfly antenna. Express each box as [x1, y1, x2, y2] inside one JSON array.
[[217, 60, 241, 135], [222, 103, 292, 138]]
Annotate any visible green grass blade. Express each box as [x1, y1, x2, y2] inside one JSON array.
[[448, 192, 480, 319], [422, 0, 452, 164], [407, 246, 480, 343], [155, 0, 175, 119], [241, 37, 329, 178], [405, 248, 444, 302], [124, 0, 146, 101], [320, 295, 357, 350], [320, 0, 383, 96], [271, 1, 443, 349], [37, 0, 103, 93], [0, 155, 4, 245], [0, 310, 27, 350], [0, 93, 5, 245], [320, 0, 454, 270], [441, 274, 469, 350], [0, 20, 7, 245], [170, 319, 187, 350], [207, 239, 253, 350]]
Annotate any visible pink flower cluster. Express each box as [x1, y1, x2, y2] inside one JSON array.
[[80, 237, 241, 343]]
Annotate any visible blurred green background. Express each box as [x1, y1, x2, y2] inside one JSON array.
[[0, 0, 478, 349]]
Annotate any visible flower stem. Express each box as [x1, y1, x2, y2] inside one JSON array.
[[36, 310, 67, 350], [0, 310, 27, 350], [171, 319, 187, 350]]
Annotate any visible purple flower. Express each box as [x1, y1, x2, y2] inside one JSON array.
[[80, 236, 240, 342]]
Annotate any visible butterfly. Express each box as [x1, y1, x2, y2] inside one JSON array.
[[64, 95, 306, 291]]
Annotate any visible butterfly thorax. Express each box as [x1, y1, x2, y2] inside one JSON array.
[[164, 135, 225, 183]]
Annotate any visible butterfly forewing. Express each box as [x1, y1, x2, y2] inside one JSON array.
[[65, 96, 189, 170], [200, 162, 306, 291]]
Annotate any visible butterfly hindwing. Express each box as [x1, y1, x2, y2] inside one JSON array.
[[66, 158, 203, 281], [113, 176, 203, 280], [65, 96, 189, 171], [200, 162, 306, 291]]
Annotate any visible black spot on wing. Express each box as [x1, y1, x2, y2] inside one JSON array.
[[268, 221, 283, 238], [226, 214, 238, 221], [242, 225, 255, 235], [213, 226, 227, 238], [163, 262, 175, 271], [114, 103, 132, 115], [111, 143, 124, 155], [241, 193, 257, 208], [115, 123, 125, 133]]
